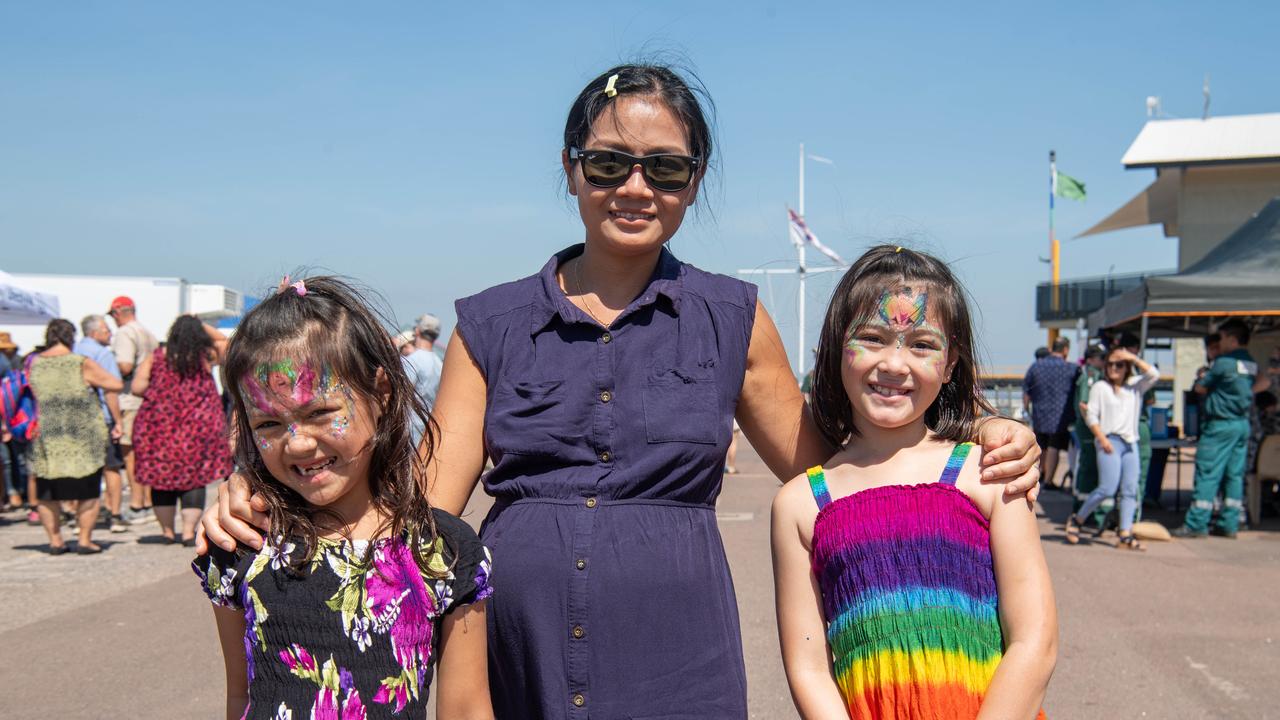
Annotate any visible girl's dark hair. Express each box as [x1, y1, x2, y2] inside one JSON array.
[[165, 315, 214, 379], [811, 245, 995, 448], [563, 63, 716, 181], [44, 319, 76, 350], [222, 276, 441, 576]]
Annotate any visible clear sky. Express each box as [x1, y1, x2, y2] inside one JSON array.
[[3, 2, 1276, 368]]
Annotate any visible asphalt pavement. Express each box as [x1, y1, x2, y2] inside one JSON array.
[[0, 443, 1276, 719]]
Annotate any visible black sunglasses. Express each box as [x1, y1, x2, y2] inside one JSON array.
[[569, 147, 701, 192]]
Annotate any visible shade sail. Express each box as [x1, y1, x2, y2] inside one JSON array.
[[0, 270, 60, 324], [1089, 196, 1280, 337], [1077, 168, 1179, 238]]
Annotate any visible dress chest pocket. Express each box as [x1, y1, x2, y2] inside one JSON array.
[[642, 368, 719, 445], [488, 378, 584, 456]]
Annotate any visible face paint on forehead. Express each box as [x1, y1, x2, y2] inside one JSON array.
[[877, 286, 928, 333], [240, 359, 347, 414]]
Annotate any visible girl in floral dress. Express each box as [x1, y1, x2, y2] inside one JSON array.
[[194, 277, 494, 720]]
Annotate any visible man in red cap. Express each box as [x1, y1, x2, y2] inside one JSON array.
[[108, 296, 158, 519]]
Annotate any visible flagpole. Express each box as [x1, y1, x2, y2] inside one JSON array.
[[798, 143, 807, 378], [1049, 150, 1060, 346]]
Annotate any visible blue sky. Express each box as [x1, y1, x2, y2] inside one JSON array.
[[3, 2, 1276, 367]]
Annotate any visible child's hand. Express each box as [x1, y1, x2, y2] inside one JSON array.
[[196, 472, 271, 554], [976, 417, 1041, 504]]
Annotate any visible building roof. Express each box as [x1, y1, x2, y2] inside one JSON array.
[[1122, 113, 1280, 168]]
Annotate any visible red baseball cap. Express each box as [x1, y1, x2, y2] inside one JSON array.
[[108, 296, 135, 312]]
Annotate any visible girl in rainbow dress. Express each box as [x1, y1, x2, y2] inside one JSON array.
[[772, 246, 1056, 719]]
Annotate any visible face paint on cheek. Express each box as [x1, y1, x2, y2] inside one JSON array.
[[330, 415, 350, 439], [255, 434, 273, 451]]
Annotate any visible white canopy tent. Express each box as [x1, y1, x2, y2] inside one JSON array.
[[0, 270, 60, 324]]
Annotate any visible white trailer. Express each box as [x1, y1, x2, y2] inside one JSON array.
[[5, 274, 244, 353]]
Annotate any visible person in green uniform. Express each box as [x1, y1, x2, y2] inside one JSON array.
[[1174, 320, 1270, 538], [1119, 333, 1155, 522], [1071, 345, 1106, 526]]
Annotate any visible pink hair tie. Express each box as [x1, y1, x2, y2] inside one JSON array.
[[275, 275, 307, 297]]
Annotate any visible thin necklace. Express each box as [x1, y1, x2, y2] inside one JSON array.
[[574, 257, 608, 327]]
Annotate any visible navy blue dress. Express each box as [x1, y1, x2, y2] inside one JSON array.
[[455, 245, 756, 720]]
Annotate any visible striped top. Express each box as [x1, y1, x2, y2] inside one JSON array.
[[807, 443, 1044, 719]]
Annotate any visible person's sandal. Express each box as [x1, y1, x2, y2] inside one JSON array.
[[1117, 533, 1146, 552], [1064, 516, 1082, 545]]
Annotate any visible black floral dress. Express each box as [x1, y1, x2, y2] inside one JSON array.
[[193, 510, 492, 719]]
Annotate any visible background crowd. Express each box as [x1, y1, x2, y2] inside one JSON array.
[[1021, 321, 1278, 545], [0, 296, 446, 555]]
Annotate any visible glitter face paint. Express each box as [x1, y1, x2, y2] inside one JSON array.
[[241, 359, 356, 449], [845, 287, 949, 371]]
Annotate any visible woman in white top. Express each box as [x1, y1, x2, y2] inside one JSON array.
[[1066, 347, 1160, 549]]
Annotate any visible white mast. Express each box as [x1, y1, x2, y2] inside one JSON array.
[[738, 143, 845, 380]]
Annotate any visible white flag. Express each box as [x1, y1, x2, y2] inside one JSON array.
[[787, 208, 845, 265]]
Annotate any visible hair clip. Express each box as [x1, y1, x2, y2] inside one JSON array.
[[275, 275, 307, 297], [604, 74, 619, 98], [895, 246, 903, 253]]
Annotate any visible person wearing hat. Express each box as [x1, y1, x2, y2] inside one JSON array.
[[107, 295, 158, 520], [402, 313, 444, 445]]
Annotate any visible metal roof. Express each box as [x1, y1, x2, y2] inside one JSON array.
[[1122, 113, 1280, 168]]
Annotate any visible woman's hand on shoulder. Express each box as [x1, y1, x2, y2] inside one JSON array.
[[974, 417, 1041, 504], [196, 472, 270, 553]]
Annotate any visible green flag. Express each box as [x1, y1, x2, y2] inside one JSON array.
[[1055, 170, 1086, 201]]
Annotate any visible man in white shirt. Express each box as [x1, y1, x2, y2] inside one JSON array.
[[109, 296, 158, 519]]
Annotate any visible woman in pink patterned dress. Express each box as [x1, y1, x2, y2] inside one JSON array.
[[132, 315, 233, 545]]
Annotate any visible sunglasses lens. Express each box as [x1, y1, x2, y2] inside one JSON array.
[[581, 151, 631, 188], [645, 155, 693, 191]]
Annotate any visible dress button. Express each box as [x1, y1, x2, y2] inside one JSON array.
[[585, 497, 597, 509], [576, 558, 586, 570], [572, 625, 585, 639], [601, 333, 612, 343], [600, 390, 612, 403], [599, 451, 611, 463], [572, 694, 585, 707]]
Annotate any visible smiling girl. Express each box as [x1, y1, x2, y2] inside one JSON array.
[[772, 246, 1056, 719], [194, 277, 493, 720]]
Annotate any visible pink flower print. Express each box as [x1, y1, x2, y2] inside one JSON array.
[[278, 643, 319, 682], [372, 677, 411, 714], [365, 539, 437, 675]]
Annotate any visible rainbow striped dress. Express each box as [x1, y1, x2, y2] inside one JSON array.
[[807, 443, 1043, 719]]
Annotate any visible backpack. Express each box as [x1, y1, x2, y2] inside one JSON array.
[[0, 362, 37, 442]]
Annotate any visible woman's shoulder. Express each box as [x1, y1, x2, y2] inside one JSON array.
[[676, 260, 758, 309], [455, 271, 545, 326]]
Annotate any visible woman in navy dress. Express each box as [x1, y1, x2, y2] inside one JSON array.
[[428, 65, 1040, 720], [202, 63, 1041, 719]]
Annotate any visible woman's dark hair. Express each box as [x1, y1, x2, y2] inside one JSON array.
[[563, 63, 716, 182], [810, 245, 995, 448], [222, 276, 441, 576], [165, 315, 214, 379], [44, 319, 76, 350]]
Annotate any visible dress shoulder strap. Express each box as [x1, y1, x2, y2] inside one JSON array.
[[937, 442, 976, 486], [806, 466, 833, 510]]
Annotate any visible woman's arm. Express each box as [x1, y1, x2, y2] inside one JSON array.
[[771, 480, 849, 718], [1086, 382, 1113, 454], [426, 329, 490, 515], [130, 352, 155, 396], [211, 605, 250, 720], [736, 300, 834, 481], [82, 358, 124, 393], [203, 321, 230, 365], [979, 484, 1058, 719], [434, 602, 495, 720]]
